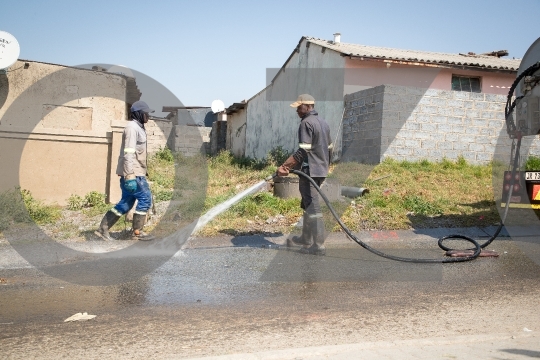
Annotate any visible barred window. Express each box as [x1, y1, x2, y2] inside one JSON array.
[[451, 75, 481, 93]]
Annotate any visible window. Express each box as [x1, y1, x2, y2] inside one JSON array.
[[451, 75, 481, 93]]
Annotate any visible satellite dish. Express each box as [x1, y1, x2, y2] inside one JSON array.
[[0, 31, 20, 69], [211, 99, 225, 113], [108, 65, 135, 78]]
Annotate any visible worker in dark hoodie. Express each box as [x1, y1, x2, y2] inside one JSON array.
[[95, 100, 155, 241]]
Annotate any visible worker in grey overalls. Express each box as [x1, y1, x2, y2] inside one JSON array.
[[277, 94, 332, 255]]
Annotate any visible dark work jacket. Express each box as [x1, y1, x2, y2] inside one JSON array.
[[292, 110, 332, 178]]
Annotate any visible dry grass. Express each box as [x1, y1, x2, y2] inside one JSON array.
[[3, 150, 538, 241], [194, 151, 299, 236], [335, 157, 499, 231], [192, 154, 510, 236]]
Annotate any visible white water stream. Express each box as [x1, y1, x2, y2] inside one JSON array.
[[192, 179, 269, 234]]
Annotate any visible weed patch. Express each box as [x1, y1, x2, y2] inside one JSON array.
[[526, 155, 540, 171], [67, 191, 109, 216], [402, 195, 443, 216], [20, 189, 62, 225], [0, 188, 31, 231]]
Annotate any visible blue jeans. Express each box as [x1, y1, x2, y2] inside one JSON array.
[[113, 176, 152, 215]]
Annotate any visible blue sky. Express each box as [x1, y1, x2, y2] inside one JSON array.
[[1, 0, 539, 111]]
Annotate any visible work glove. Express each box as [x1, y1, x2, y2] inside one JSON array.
[[124, 177, 138, 193], [277, 155, 299, 177]]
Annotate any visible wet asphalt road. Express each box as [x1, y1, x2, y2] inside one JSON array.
[[0, 233, 540, 358]]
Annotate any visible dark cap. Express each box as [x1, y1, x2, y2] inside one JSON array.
[[131, 100, 155, 113]]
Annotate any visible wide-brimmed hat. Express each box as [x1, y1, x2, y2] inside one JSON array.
[[290, 94, 315, 108]]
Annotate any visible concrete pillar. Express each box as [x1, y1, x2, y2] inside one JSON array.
[[108, 121, 127, 204]]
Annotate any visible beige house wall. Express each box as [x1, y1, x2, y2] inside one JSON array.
[[19, 139, 111, 204], [0, 60, 132, 205]]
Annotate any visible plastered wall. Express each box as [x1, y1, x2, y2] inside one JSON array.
[[0, 60, 129, 205], [238, 41, 346, 160]]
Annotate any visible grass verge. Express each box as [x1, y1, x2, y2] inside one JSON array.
[[335, 157, 500, 231], [3, 150, 537, 240]]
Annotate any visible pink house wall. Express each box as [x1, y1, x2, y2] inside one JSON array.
[[345, 58, 516, 95]]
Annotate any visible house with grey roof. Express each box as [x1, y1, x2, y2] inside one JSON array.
[[226, 34, 538, 165]]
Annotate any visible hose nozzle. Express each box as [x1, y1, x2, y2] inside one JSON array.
[[264, 173, 277, 182]]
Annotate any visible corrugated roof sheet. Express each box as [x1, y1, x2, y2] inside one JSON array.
[[306, 37, 521, 71], [225, 102, 246, 115]]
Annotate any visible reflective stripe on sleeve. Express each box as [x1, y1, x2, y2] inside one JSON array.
[[124, 148, 136, 153], [299, 143, 312, 150]]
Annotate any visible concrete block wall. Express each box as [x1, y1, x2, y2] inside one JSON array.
[[342, 85, 385, 164], [210, 120, 227, 155], [146, 118, 174, 154], [174, 125, 211, 157], [342, 84, 540, 165]]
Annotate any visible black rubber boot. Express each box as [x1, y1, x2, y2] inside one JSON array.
[[94, 210, 120, 241], [287, 212, 312, 247], [306, 217, 326, 256], [131, 213, 155, 241]]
